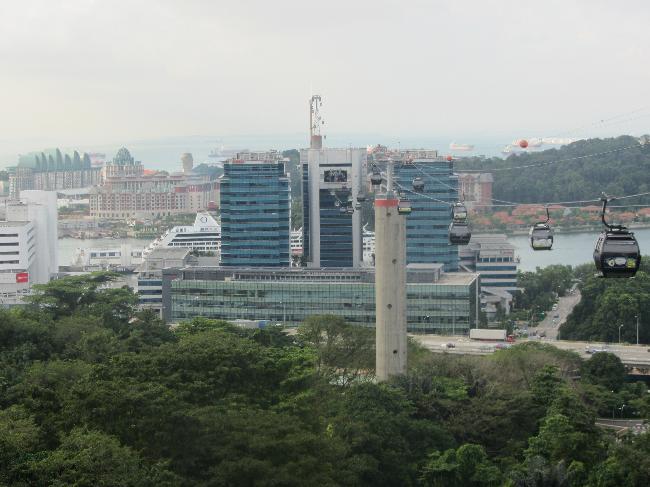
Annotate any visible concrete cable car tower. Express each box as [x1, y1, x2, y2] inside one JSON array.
[[374, 158, 407, 380]]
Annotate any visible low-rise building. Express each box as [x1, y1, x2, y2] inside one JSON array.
[[137, 247, 196, 316], [162, 264, 479, 334], [459, 233, 518, 317]]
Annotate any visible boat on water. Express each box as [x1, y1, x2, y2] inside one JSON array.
[[143, 211, 221, 258], [449, 142, 475, 151], [208, 146, 248, 159]]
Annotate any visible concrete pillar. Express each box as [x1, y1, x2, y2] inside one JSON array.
[[375, 197, 407, 380]]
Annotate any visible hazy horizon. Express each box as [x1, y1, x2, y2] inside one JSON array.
[[1, 0, 649, 167]]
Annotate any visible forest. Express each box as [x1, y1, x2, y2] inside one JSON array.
[[560, 259, 650, 343], [455, 136, 650, 204], [1, 273, 650, 486]]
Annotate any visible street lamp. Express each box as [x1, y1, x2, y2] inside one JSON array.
[[619, 324, 624, 345]]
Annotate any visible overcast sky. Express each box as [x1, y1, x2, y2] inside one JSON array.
[[1, 0, 649, 155]]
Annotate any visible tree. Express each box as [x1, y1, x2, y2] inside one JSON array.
[[28, 428, 180, 487], [297, 315, 375, 383], [420, 444, 502, 487], [0, 406, 42, 485], [581, 352, 627, 392], [332, 382, 453, 486]]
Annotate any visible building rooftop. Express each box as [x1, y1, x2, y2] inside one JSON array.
[[166, 264, 478, 286], [145, 247, 192, 260]]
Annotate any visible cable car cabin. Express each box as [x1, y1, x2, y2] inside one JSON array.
[[452, 203, 468, 221], [412, 177, 425, 192], [370, 173, 382, 186], [449, 221, 471, 245], [397, 200, 412, 215], [529, 223, 553, 251], [593, 229, 641, 278]]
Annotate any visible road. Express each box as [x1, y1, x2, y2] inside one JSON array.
[[413, 334, 650, 367], [534, 287, 581, 340]]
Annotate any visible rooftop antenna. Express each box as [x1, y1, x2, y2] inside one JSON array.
[[309, 95, 323, 149]]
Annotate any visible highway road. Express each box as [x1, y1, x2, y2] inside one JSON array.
[[534, 287, 582, 340], [413, 334, 650, 367]]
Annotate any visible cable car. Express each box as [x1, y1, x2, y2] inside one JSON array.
[[397, 199, 412, 215], [529, 207, 553, 251], [370, 172, 382, 186], [449, 202, 471, 245], [412, 177, 425, 192], [452, 203, 468, 221], [594, 196, 641, 278], [449, 221, 471, 245]]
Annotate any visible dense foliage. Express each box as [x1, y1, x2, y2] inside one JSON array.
[[1, 274, 650, 485], [456, 136, 650, 204], [561, 259, 650, 343], [516, 265, 574, 320]]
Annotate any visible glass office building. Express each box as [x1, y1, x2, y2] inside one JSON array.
[[301, 148, 365, 267], [220, 152, 290, 267], [393, 156, 459, 271], [162, 264, 479, 334]]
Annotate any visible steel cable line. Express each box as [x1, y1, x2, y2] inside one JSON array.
[[393, 181, 454, 206], [454, 143, 641, 173]]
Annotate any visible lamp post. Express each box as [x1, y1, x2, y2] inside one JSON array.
[[619, 324, 624, 345]]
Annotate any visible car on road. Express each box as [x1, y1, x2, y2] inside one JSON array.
[[552, 304, 558, 311], [441, 342, 456, 349], [585, 346, 609, 354]]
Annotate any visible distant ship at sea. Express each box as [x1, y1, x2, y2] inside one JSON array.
[[449, 142, 475, 151], [208, 146, 248, 158]]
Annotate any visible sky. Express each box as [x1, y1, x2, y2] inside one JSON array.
[[1, 0, 649, 165]]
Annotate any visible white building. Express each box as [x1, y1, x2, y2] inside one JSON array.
[[0, 191, 58, 304], [301, 147, 366, 267]]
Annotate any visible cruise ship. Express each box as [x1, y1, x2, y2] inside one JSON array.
[[143, 212, 221, 258]]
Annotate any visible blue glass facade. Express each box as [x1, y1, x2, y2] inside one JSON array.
[[319, 190, 353, 267], [395, 160, 459, 271], [220, 162, 290, 267]]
